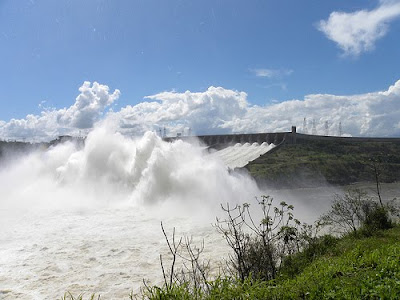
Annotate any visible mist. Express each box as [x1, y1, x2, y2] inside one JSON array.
[[0, 123, 265, 299]]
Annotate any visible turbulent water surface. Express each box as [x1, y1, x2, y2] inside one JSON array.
[[0, 127, 261, 299], [1, 127, 397, 299]]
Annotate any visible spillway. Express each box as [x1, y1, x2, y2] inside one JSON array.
[[210, 142, 275, 169]]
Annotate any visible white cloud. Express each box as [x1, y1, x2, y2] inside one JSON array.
[[251, 68, 293, 78], [111, 86, 249, 136], [61, 81, 120, 128], [0, 82, 120, 141], [2, 80, 400, 141], [318, 0, 400, 56]]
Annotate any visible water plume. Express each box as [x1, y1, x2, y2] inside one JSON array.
[[0, 123, 261, 299]]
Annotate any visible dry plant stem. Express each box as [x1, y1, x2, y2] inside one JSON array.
[[181, 237, 210, 292], [160, 221, 182, 290], [156, 221, 212, 296], [217, 202, 249, 281], [371, 160, 383, 207]]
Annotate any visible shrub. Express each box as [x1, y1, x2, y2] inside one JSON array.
[[360, 206, 393, 236], [320, 188, 397, 236], [214, 196, 313, 281]]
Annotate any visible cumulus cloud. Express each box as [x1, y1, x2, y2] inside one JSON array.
[[62, 81, 120, 128], [251, 68, 293, 78], [109, 86, 249, 136], [318, 0, 400, 56], [110, 80, 400, 138], [2, 79, 400, 141], [0, 82, 120, 141]]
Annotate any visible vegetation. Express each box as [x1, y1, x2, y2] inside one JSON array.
[[245, 140, 400, 187], [319, 188, 397, 236], [60, 292, 101, 300], [213, 197, 309, 281]]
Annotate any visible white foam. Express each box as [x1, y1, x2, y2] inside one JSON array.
[[0, 125, 261, 299]]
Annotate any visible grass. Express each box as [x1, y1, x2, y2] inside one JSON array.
[[60, 292, 101, 300], [271, 226, 400, 299]]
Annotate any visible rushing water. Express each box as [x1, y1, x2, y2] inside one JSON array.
[[1, 126, 398, 299], [210, 142, 275, 169], [0, 126, 261, 299], [0, 205, 232, 299]]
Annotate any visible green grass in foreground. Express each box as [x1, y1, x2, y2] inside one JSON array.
[[64, 226, 400, 299], [271, 227, 400, 299]]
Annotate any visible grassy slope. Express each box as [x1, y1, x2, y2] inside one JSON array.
[[271, 226, 400, 299], [245, 140, 400, 187]]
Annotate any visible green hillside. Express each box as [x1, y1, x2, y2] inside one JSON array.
[[246, 139, 400, 188]]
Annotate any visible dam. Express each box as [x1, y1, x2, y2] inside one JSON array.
[[163, 126, 296, 149], [163, 126, 400, 169], [164, 126, 400, 148]]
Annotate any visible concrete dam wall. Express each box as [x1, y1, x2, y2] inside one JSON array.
[[164, 126, 400, 149], [164, 130, 294, 149]]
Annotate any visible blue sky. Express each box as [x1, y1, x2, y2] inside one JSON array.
[[1, 0, 400, 139]]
